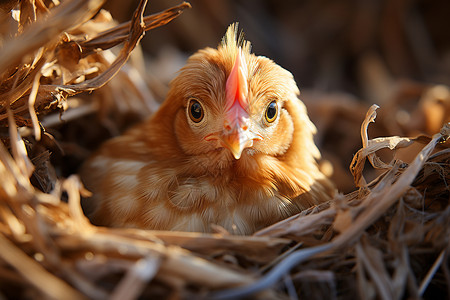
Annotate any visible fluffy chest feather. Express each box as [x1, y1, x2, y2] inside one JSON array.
[[84, 151, 300, 235]]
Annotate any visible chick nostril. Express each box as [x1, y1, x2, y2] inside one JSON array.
[[224, 124, 232, 131]]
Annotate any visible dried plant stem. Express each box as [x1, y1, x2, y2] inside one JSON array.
[[110, 256, 161, 300], [356, 239, 393, 300], [7, 107, 34, 178], [0, 233, 86, 300], [79, 2, 192, 55], [0, 0, 106, 73], [419, 249, 446, 296], [27, 73, 41, 141], [333, 124, 449, 249], [210, 243, 333, 300]]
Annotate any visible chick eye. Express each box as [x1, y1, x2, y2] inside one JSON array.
[[265, 100, 278, 123], [188, 98, 204, 123]]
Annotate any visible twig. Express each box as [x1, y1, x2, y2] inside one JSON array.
[[209, 243, 333, 300], [28, 73, 41, 141], [78, 2, 192, 56], [110, 256, 162, 300], [0, 0, 106, 74], [419, 249, 446, 296], [0, 233, 87, 300], [334, 123, 450, 249]]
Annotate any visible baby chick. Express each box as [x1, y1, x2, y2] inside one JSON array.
[[80, 23, 335, 234]]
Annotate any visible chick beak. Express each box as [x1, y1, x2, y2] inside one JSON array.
[[221, 128, 251, 159], [220, 103, 261, 159]]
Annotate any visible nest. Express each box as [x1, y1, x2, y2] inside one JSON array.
[[0, 0, 449, 299]]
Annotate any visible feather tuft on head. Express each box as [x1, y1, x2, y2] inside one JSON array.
[[220, 23, 251, 54]]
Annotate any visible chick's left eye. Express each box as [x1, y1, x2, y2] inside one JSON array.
[[265, 101, 278, 123], [188, 99, 204, 123]]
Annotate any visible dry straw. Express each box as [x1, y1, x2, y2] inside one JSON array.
[[0, 0, 449, 299]]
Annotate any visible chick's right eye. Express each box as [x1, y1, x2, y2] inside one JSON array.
[[188, 99, 204, 123], [265, 100, 278, 123]]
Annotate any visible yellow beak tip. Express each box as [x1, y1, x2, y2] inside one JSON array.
[[231, 151, 242, 160]]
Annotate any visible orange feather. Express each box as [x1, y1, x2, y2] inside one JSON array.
[[80, 23, 335, 235]]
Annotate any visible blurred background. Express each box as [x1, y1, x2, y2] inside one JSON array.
[[105, 0, 450, 95]]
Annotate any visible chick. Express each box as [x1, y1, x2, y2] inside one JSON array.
[[80, 23, 335, 234]]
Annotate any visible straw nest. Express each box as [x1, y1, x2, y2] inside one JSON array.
[[0, 0, 449, 299]]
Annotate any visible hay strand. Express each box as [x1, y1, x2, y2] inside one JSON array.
[[0, 233, 86, 300]]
